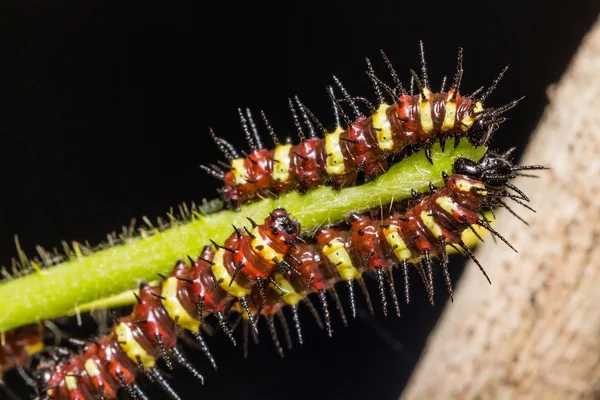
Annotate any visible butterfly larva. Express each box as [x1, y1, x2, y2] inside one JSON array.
[[204, 42, 518, 210]]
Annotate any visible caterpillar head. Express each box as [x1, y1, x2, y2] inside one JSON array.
[[454, 153, 514, 191], [453, 149, 547, 197], [262, 208, 301, 250]]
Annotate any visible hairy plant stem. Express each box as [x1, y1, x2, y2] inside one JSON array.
[[0, 140, 485, 331]]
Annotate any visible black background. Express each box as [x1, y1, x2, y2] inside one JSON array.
[[2, 1, 600, 399]]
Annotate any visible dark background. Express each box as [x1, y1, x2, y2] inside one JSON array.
[[2, 1, 600, 399]]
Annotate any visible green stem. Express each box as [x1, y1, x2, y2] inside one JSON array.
[[0, 140, 485, 331]]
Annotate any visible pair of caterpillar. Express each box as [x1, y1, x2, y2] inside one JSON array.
[[203, 42, 519, 210], [29, 152, 544, 400]]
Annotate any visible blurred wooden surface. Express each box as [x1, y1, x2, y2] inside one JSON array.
[[402, 14, 600, 400]]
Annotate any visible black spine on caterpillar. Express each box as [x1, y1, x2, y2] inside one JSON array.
[[204, 43, 520, 210], [32, 209, 300, 400]]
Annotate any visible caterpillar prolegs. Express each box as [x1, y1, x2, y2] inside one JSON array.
[[204, 42, 520, 210], [30, 152, 545, 400]]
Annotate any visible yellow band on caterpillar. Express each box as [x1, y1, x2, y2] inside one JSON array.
[[383, 225, 412, 261], [161, 276, 201, 333], [212, 248, 252, 298], [436, 196, 459, 214], [455, 179, 487, 195], [325, 127, 345, 175], [272, 144, 293, 182], [419, 88, 434, 133], [372, 103, 394, 150], [251, 227, 284, 263], [84, 359, 101, 377], [65, 375, 78, 391], [322, 238, 360, 280], [442, 99, 457, 131], [114, 322, 156, 368], [420, 211, 444, 238], [230, 158, 246, 185], [273, 273, 303, 305], [459, 102, 484, 131], [24, 341, 44, 356]]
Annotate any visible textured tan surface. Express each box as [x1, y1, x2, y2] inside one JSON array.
[[402, 14, 600, 400]]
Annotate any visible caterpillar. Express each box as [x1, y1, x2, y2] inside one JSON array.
[[28, 152, 545, 400], [1, 324, 44, 378], [1, 323, 45, 399], [203, 42, 519, 210]]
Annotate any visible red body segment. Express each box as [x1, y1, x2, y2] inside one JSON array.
[[288, 243, 340, 293], [349, 214, 392, 271]]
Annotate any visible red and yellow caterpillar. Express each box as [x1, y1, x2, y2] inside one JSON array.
[[204, 43, 518, 210], [30, 152, 544, 400]]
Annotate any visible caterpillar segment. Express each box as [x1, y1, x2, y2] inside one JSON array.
[[283, 241, 351, 338], [210, 208, 300, 332], [204, 42, 520, 210]]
